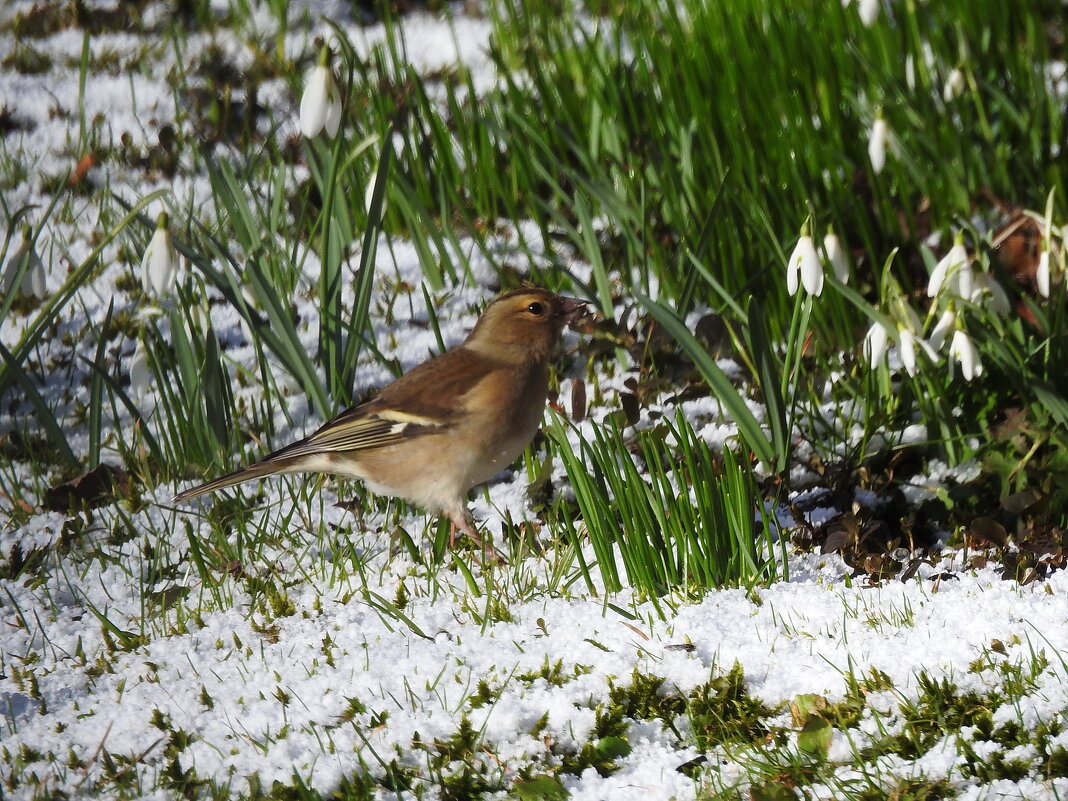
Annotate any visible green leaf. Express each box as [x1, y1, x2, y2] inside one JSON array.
[[744, 297, 788, 472], [750, 780, 799, 801], [797, 714, 833, 757], [636, 293, 775, 466], [514, 775, 569, 801], [593, 735, 631, 760]]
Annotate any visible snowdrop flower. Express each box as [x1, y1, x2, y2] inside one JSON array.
[[299, 47, 342, 139], [3, 225, 47, 298], [22, 255, 46, 298], [141, 212, 180, 297], [864, 321, 892, 369], [868, 116, 891, 175], [971, 271, 1010, 316], [858, 0, 879, 26], [927, 234, 970, 298], [943, 67, 966, 102], [823, 229, 850, 284], [898, 327, 920, 376], [949, 329, 983, 381], [130, 339, 152, 403], [787, 223, 823, 297], [1036, 250, 1051, 297], [928, 307, 957, 352]]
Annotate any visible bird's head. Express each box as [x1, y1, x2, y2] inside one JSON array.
[[466, 288, 588, 363]]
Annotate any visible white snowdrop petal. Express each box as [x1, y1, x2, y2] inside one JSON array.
[[1036, 251, 1051, 298], [858, 0, 879, 26], [898, 328, 918, 376], [300, 65, 342, 139], [929, 309, 957, 352], [824, 232, 849, 284], [795, 236, 824, 296], [130, 340, 152, 402], [943, 68, 966, 102], [868, 118, 889, 174], [141, 228, 179, 297], [864, 322, 890, 369]]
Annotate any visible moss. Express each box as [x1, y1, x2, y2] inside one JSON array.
[[689, 663, 778, 750], [608, 668, 685, 729], [1, 45, 52, 74], [557, 703, 630, 777], [516, 656, 590, 687], [468, 679, 499, 709], [888, 673, 992, 760], [856, 777, 954, 801]]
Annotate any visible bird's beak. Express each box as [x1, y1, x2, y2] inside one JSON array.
[[558, 297, 590, 328]]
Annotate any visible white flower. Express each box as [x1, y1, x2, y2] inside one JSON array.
[[1036, 250, 1051, 297], [950, 329, 983, 381], [898, 327, 919, 376], [928, 237, 969, 297], [868, 117, 890, 174], [928, 308, 957, 352], [971, 272, 1010, 316], [823, 230, 850, 284], [3, 225, 46, 298], [130, 339, 152, 403], [141, 212, 180, 297], [864, 321, 892, 369], [943, 68, 966, 102], [858, 0, 879, 26], [787, 229, 823, 297], [299, 48, 342, 139], [22, 253, 46, 298]]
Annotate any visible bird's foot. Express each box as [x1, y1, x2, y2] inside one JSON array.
[[448, 519, 507, 565]]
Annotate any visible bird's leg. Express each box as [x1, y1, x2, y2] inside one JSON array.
[[448, 508, 507, 564]]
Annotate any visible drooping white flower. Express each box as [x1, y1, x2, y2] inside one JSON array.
[[864, 321, 892, 369], [858, 0, 879, 26], [141, 212, 180, 297], [299, 47, 342, 139], [971, 271, 1010, 316], [823, 230, 850, 284], [928, 307, 958, 352], [787, 224, 823, 297], [868, 117, 890, 174], [943, 68, 966, 102], [22, 253, 46, 298], [3, 225, 47, 298], [928, 235, 969, 298], [130, 339, 152, 403], [898, 327, 920, 376], [949, 329, 983, 381], [1036, 250, 1051, 297]]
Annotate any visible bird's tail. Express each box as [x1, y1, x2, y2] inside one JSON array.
[[173, 459, 297, 503]]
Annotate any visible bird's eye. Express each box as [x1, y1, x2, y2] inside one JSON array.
[[527, 301, 545, 316]]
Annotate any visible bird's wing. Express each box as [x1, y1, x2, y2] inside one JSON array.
[[263, 346, 501, 461]]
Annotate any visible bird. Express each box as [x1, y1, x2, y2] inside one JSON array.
[[174, 287, 588, 557]]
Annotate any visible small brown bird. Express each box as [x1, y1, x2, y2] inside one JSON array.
[[174, 288, 587, 554]]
